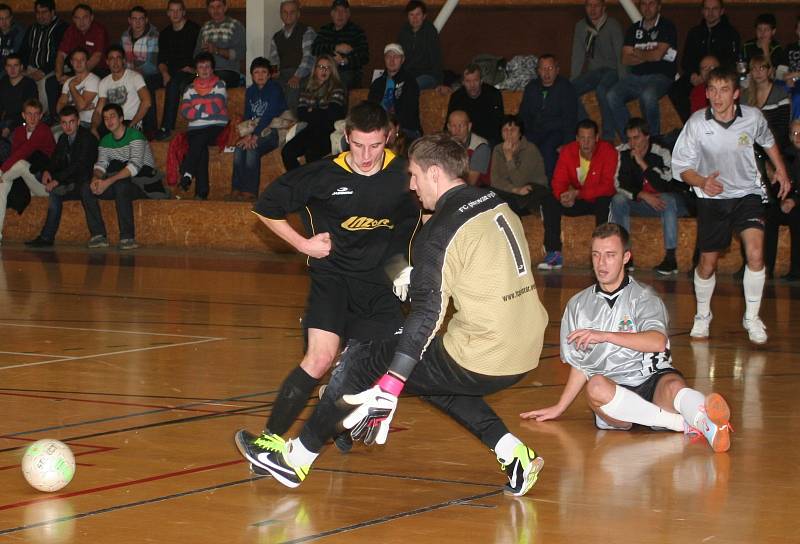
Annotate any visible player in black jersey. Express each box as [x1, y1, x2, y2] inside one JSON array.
[[237, 101, 421, 456]]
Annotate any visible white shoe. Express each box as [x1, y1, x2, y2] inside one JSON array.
[[742, 316, 767, 345], [690, 313, 712, 339]]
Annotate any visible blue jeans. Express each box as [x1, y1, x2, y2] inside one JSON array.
[[572, 67, 619, 141], [40, 189, 81, 241], [610, 192, 688, 250], [607, 73, 673, 141], [231, 131, 279, 195]]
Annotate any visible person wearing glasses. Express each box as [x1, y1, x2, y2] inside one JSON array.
[[745, 53, 791, 153], [280, 55, 346, 171]]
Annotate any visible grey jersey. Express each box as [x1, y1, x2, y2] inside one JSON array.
[[560, 276, 672, 387], [671, 105, 775, 200]]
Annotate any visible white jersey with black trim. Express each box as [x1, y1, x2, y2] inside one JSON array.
[[560, 276, 673, 387], [671, 104, 775, 200]]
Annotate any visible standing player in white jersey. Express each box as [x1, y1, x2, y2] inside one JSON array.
[[521, 223, 732, 453], [671, 68, 791, 344]]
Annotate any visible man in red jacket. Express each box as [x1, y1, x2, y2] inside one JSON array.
[[0, 97, 55, 243], [538, 119, 617, 269]]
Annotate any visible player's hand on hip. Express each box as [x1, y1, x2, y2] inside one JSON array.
[[303, 232, 332, 258], [701, 171, 724, 197], [392, 266, 413, 301], [520, 404, 565, 422], [341, 373, 405, 445]]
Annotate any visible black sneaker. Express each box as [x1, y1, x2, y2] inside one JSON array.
[[499, 444, 544, 497], [179, 173, 192, 191], [234, 430, 309, 488], [654, 256, 678, 276], [25, 236, 53, 248]]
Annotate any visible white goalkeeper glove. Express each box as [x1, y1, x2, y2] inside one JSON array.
[[392, 266, 413, 302], [341, 373, 405, 445]]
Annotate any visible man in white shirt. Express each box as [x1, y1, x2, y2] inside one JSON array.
[[56, 47, 99, 127], [91, 45, 151, 137]]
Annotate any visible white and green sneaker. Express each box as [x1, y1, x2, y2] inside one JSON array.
[[234, 430, 309, 488], [499, 444, 544, 497]]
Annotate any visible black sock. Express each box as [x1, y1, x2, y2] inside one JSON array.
[[266, 366, 320, 435], [666, 249, 676, 261]]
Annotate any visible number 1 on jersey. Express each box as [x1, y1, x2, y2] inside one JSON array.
[[495, 213, 527, 276]]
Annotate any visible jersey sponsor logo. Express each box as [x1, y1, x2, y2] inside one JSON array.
[[340, 216, 394, 231], [332, 186, 354, 196], [738, 133, 751, 147], [618, 316, 634, 332]]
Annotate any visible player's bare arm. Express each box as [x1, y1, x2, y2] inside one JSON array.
[[567, 328, 667, 352], [257, 215, 331, 258], [520, 366, 587, 422]]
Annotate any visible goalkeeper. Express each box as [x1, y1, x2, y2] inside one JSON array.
[[235, 134, 549, 497]]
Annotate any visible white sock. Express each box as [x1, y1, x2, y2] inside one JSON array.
[[673, 387, 706, 429], [285, 438, 319, 467], [601, 385, 684, 432], [743, 266, 765, 320], [694, 270, 716, 317], [494, 433, 523, 463]]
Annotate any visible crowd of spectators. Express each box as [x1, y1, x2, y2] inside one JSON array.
[[0, 0, 797, 277]]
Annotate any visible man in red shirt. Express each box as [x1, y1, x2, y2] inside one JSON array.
[[55, 3, 109, 84], [0, 98, 56, 243], [538, 119, 618, 269]]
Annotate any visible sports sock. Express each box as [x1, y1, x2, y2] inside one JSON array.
[[694, 270, 716, 317], [666, 248, 676, 260], [266, 366, 320, 435], [673, 387, 706, 429], [743, 266, 766, 320], [600, 385, 684, 432], [286, 438, 319, 467], [493, 433, 523, 463]]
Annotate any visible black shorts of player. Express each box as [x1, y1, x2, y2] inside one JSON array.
[[621, 368, 684, 402], [303, 270, 404, 342], [696, 194, 765, 253]]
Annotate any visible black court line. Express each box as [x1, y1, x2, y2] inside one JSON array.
[[0, 317, 302, 332], [0, 387, 272, 404], [278, 489, 504, 543]]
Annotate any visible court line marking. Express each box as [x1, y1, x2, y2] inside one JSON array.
[[0, 321, 221, 339], [0, 351, 72, 359]]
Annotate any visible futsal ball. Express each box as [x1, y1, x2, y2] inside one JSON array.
[[21, 439, 76, 492]]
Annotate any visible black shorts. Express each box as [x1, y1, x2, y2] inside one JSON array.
[[622, 368, 684, 402], [696, 195, 765, 252], [304, 271, 404, 341]]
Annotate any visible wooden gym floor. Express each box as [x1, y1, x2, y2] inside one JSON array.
[[0, 245, 798, 543]]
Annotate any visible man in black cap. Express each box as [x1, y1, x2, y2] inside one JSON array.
[[312, 0, 369, 89]]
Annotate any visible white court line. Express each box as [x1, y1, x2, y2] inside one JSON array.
[[0, 322, 220, 340], [0, 350, 74, 359], [0, 338, 223, 371]]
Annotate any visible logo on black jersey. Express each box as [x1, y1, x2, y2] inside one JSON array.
[[341, 216, 394, 231], [332, 187, 354, 196]]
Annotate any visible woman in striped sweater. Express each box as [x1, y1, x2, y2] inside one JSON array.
[[280, 55, 346, 171], [179, 52, 228, 200]]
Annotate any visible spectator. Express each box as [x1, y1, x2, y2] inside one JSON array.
[[0, 4, 25, 71], [0, 98, 55, 244], [689, 54, 719, 114], [745, 54, 791, 153], [570, 0, 624, 141], [281, 55, 346, 171], [82, 103, 158, 250], [155, 0, 200, 140], [368, 43, 421, 138], [0, 54, 38, 160], [267, 0, 316, 115], [194, 0, 245, 89], [491, 114, 561, 259], [386, 113, 409, 157], [669, 0, 740, 122], [447, 109, 490, 186], [19, 0, 67, 119], [55, 48, 99, 128], [785, 17, 799, 120], [445, 64, 504, 147], [610, 117, 688, 275], [519, 53, 578, 180], [397, 0, 442, 90], [607, 0, 678, 141], [764, 119, 800, 280], [229, 57, 286, 202], [25, 105, 97, 247], [311, 0, 369, 90], [178, 52, 228, 200], [92, 45, 151, 137], [121, 6, 160, 135], [55, 3, 109, 84], [742, 13, 789, 80], [542, 119, 617, 269]]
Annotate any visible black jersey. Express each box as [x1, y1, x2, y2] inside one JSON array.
[[254, 150, 421, 277]]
